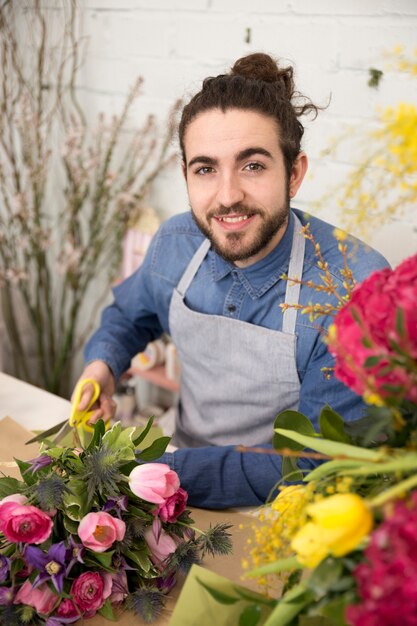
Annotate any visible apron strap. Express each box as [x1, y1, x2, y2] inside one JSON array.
[[177, 238, 211, 297], [282, 214, 306, 335]]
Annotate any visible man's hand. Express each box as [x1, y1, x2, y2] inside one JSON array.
[[72, 361, 117, 424]]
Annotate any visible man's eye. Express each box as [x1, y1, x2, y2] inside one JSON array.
[[195, 166, 214, 175], [245, 162, 264, 171]]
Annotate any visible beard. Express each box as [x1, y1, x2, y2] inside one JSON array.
[[191, 196, 290, 264]]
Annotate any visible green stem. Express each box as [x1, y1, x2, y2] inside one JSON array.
[[369, 473, 417, 508]]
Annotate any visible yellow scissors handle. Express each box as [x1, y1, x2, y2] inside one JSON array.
[[69, 378, 101, 433]]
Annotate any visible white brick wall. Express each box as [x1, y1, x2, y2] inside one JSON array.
[[77, 0, 417, 265]]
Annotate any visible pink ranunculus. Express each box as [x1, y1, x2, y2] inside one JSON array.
[[0, 503, 53, 544], [14, 580, 58, 615], [71, 571, 112, 617], [129, 463, 180, 504], [78, 511, 126, 553], [328, 253, 417, 405], [56, 597, 80, 620], [156, 487, 188, 523], [0, 494, 28, 531], [144, 526, 177, 570]]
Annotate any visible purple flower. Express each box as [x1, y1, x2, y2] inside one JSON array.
[[25, 541, 70, 593], [0, 586, 13, 606], [156, 571, 177, 594], [0, 555, 11, 583], [103, 495, 129, 517], [66, 536, 85, 575], [24, 454, 53, 474]]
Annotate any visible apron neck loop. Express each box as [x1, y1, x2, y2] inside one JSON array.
[[282, 214, 306, 335]]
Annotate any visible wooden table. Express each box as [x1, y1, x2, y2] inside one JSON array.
[[0, 374, 260, 625]]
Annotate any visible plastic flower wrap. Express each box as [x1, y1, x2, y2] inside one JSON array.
[[0, 420, 232, 625]]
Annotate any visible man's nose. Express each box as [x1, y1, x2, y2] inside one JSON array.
[[215, 173, 244, 208]]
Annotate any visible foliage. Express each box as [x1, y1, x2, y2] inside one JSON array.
[[0, 419, 232, 625], [0, 1, 179, 396], [238, 252, 417, 625]]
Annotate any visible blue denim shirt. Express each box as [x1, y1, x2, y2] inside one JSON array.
[[85, 209, 389, 508]]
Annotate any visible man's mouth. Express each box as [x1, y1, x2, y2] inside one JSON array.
[[215, 215, 250, 224]]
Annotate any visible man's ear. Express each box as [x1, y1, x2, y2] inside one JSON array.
[[181, 160, 187, 181], [289, 152, 308, 198]]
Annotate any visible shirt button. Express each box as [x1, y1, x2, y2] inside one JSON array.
[[228, 304, 236, 312], [231, 270, 238, 280]]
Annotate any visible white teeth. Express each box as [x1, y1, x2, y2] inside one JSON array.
[[219, 215, 249, 223]]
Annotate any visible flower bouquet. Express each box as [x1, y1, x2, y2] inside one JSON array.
[[222, 252, 417, 625], [0, 418, 232, 625]]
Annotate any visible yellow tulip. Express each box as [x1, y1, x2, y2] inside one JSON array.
[[291, 493, 373, 568]]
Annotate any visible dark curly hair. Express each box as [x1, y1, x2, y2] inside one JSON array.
[[179, 52, 320, 180]]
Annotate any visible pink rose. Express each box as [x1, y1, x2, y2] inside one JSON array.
[[14, 580, 58, 615], [156, 487, 188, 523], [129, 463, 180, 504], [78, 511, 126, 553], [144, 527, 177, 570], [56, 597, 80, 620], [0, 503, 53, 544], [71, 571, 112, 617]]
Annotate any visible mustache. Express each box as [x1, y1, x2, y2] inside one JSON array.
[[207, 205, 262, 219]]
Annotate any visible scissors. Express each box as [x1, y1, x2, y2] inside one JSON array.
[[26, 378, 104, 446]]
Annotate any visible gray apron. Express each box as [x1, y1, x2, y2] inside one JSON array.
[[168, 215, 305, 448]]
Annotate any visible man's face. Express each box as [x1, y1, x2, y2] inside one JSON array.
[[183, 108, 306, 267]]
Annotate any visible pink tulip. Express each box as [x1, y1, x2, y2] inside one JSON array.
[[129, 464, 180, 504], [14, 580, 58, 615], [0, 503, 53, 544], [78, 511, 126, 553], [144, 527, 177, 570]]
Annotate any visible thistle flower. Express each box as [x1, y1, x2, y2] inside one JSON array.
[[126, 587, 165, 623], [197, 523, 233, 558], [78, 447, 124, 501], [34, 475, 69, 510], [168, 540, 201, 574]]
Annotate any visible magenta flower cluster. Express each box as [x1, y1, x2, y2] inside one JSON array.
[[347, 490, 417, 626]]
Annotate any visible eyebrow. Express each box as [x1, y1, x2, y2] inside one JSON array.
[[187, 146, 274, 169]]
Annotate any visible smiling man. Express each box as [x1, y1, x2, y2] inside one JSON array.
[[77, 53, 389, 508]]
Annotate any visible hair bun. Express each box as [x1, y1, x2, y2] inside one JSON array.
[[231, 53, 294, 99]]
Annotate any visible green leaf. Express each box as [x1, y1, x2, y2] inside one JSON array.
[[133, 415, 155, 447], [319, 405, 351, 443], [282, 457, 304, 483], [14, 459, 37, 486], [304, 459, 369, 482], [306, 557, 343, 597], [102, 421, 137, 453], [298, 617, 333, 626], [273, 410, 316, 452], [62, 477, 89, 520], [136, 436, 171, 462], [364, 355, 383, 368], [0, 476, 23, 498], [196, 577, 239, 605], [274, 429, 382, 460], [63, 515, 79, 535], [98, 598, 116, 621], [234, 588, 276, 607], [86, 419, 106, 452], [124, 547, 152, 572], [84, 550, 115, 572], [395, 307, 406, 340], [239, 604, 262, 626], [262, 584, 313, 626], [246, 557, 301, 579]]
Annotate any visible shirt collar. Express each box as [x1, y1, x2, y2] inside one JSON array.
[[210, 210, 296, 299]]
